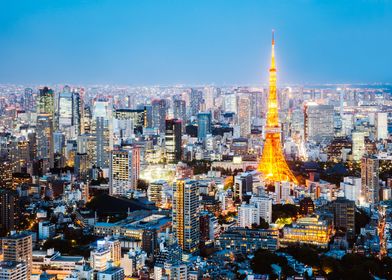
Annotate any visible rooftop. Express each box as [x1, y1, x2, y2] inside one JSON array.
[[52, 255, 84, 262], [0, 261, 24, 269], [98, 266, 124, 275]]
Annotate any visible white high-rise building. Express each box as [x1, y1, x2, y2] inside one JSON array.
[[38, 221, 55, 240], [249, 195, 273, 223], [58, 86, 82, 136], [376, 112, 388, 140], [238, 203, 259, 228], [341, 113, 354, 136], [58, 90, 73, 129], [204, 86, 216, 111], [352, 131, 365, 161], [90, 248, 111, 272], [291, 108, 305, 137], [304, 103, 334, 143], [340, 176, 362, 205], [0, 261, 28, 280], [93, 100, 113, 168], [224, 94, 237, 113], [96, 237, 121, 266]]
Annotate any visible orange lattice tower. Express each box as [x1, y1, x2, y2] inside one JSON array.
[[257, 31, 298, 184]]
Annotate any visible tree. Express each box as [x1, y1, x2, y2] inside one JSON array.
[[279, 245, 323, 267], [252, 217, 269, 229], [251, 249, 294, 278], [272, 204, 299, 222], [137, 179, 149, 192], [250, 249, 277, 275]]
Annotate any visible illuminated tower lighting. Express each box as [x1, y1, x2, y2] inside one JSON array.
[[257, 31, 298, 184]]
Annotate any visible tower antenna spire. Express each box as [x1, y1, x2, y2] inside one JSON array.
[[270, 30, 276, 71], [258, 31, 298, 185]]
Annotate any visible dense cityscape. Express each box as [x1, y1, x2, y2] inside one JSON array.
[[0, 31, 391, 279], [1, 1, 392, 279]]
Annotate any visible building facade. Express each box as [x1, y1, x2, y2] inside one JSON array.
[[172, 179, 200, 254]]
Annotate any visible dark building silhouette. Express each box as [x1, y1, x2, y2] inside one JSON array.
[[142, 229, 157, 256], [328, 197, 356, 238], [165, 119, 182, 164], [299, 197, 315, 215], [0, 189, 19, 236], [0, 161, 12, 189]]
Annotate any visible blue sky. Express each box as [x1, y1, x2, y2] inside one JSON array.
[[0, 0, 391, 85]]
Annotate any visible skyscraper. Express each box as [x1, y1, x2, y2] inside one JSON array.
[[189, 89, 204, 118], [237, 95, 251, 137], [304, 103, 335, 143], [74, 152, 89, 180], [36, 115, 54, 170], [0, 161, 12, 189], [58, 86, 82, 135], [16, 140, 29, 173], [36, 87, 55, 171], [224, 94, 237, 113], [361, 156, 379, 204], [151, 99, 167, 134], [58, 87, 73, 130], [24, 88, 35, 112], [376, 112, 388, 140], [197, 112, 211, 141], [109, 146, 140, 196], [0, 189, 19, 236], [53, 131, 65, 155], [257, 32, 297, 184], [203, 86, 216, 111], [143, 104, 153, 128], [72, 90, 83, 135], [352, 131, 365, 161], [172, 179, 200, 254], [93, 100, 113, 168], [83, 105, 92, 134], [165, 119, 182, 164], [173, 99, 186, 123], [38, 87, 55, 119], [27, 132, 37, 162]]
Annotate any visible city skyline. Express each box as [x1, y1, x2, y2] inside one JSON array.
[[1, 2, 392, 279], [1, 0, 392, 85]]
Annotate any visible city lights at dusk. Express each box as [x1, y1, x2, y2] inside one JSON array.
[[0, 1, 392, 279]]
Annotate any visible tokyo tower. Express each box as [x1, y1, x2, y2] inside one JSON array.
[[257, 31, 298, 184]]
